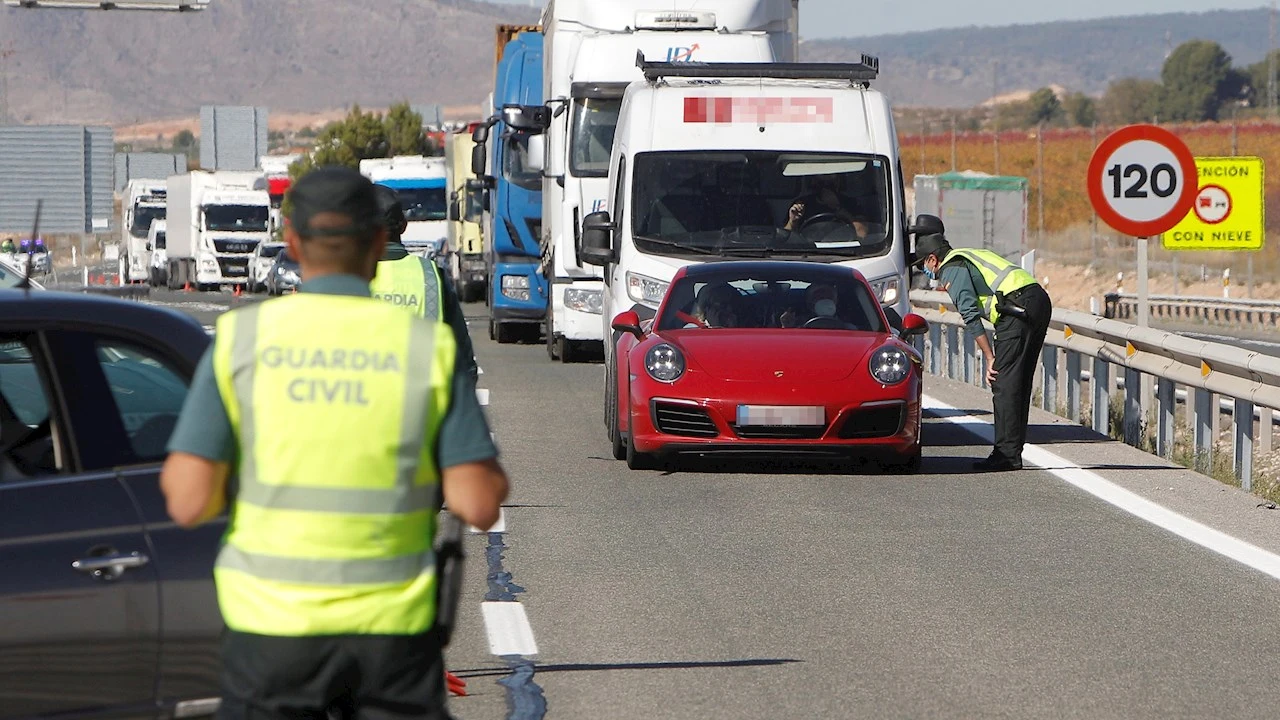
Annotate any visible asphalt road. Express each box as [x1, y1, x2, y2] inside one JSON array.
[[145, 290, 1280, 719]]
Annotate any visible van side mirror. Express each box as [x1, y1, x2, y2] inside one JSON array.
[[502, 104, 551, 133], [579, 211, 616, 266], [611, 310, 644, 340], [145, 243, 152, 251]]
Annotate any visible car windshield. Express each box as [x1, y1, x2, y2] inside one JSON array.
[[154, 232, 166, 249], [0, 259, 20, 288], [632, 151, 893, 260], [655, 266, 886, 333], [204, 204, 269, 232], [570, 97, 621, 178], [503, 133, 542, 192], [395, 187, 447, 222], [277, 250, 298, 267], [130, 205, 166, 238], [259, 243, 285, 259]]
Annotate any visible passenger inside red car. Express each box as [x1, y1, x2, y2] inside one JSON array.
[[666, 267, 885, 333]]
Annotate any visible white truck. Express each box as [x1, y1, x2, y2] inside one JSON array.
[[532, 0, 800, 363], [359, 156, 449, 263], [576, 55, 912, 424], [164, 170, 272, 291], [120, 179, 167, 285]]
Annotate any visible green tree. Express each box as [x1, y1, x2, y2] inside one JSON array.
[[1062, 92, 1097, 127], [384, 102, 426, 156], [1099, 78, 1162, 124], [173, 129, 195, 150], [1247, 49, 1280, 109], [1159, 40, 1234, 121], [1025, 87, 1063, 125]]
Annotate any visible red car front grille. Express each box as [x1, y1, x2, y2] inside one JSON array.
[[838, 405, 906, 439], [652, 402, 720, 438]]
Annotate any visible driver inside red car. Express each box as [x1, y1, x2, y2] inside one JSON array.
[[687, 282, 745, 328]]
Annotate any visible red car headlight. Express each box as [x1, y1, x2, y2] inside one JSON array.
[[869, 346, 911, 385], [645, 343, 686, 383]]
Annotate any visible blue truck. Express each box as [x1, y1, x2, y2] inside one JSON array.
[[473, 26, 548, 344]]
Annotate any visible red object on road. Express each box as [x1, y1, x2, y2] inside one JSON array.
[[446, 671, 467, 697], [608, 261, 927, 472]]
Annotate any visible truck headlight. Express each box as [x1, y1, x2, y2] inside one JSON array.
[[565, 288, 603, 314], [645, 343, 685, 383], [869, 347, 910, 385], [199, 258, 218, 271], [871, 276, 901, 307], [502, 274, 531, 301], [626, 272, 668, 308]]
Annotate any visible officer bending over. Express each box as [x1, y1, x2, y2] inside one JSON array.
[[160, 165, 508, 720], [912, 214, 1052, 472], [372, 184, 478, 381]]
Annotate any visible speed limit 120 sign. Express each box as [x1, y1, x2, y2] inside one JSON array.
[[1087, 124, 1199, 237]]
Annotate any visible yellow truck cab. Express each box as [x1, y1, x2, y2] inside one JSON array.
[[445, 131, 487, 303]]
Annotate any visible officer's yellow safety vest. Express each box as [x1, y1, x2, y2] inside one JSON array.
[[942, 248, 1038, 324], [211, 293, 456, 636], [371, 256, 444, 320]]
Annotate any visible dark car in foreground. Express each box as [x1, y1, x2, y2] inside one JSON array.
[[0, 290, 222, 718], [266, 248, 301, 295]]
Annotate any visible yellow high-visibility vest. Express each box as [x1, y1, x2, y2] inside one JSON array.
[[371, 256, 444, 320], [943, 248, 1038, 324], [211, 293, 456, 636]]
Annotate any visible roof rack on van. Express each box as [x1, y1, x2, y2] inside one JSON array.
[[636, 51, 879, 84]]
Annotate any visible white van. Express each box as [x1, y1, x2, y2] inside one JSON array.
[[580, 55, 910, 357]]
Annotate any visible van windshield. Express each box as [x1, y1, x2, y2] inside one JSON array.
[[130, 205, 166, 239], [570, 98, 622, 178], [631, 151, 894, 261]]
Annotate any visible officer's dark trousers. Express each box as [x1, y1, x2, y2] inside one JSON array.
[[990, 284, 1053, 463], [217, 627, 454, 720]]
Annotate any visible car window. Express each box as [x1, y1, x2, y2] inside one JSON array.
[[95, 341, 188, 463], [0, 337, 61, 477], [656, 270, 887, 333]]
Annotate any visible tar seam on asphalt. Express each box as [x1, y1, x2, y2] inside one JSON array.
[[486, 530, 547, 719]]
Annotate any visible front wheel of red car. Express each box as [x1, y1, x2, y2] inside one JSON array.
[[626, 433, 657, 471], [609, 382, 626, 461]]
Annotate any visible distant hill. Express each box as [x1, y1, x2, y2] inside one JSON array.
[[0, 3, 1272, 124], [805, 8, 1275, 107]]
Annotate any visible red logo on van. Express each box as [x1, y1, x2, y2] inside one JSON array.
[[683, 97, 834, 124]]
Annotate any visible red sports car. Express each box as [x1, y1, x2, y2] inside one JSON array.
[[606, 261, 928, 471]]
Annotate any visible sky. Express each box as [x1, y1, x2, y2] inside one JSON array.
[[487, 0, 1269, 40]]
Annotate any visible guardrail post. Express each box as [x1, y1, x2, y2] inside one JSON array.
[[1066, 351, 1082, 424], [1092, 358, 1110, 436], [945, 326, 958, 380], [1233, 398, 1254, 491], [1123, 366, 1142, 447], [928, 324, 941, 375], [1041, 346, 1058, 412], [1156, 377, 1175, 459], [1261, 407, 1273, 455], [963, 332, 976, 385], [1193, 388, 1214, 473], [912, 334, 925, 356]]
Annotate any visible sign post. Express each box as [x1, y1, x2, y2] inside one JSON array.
[[1088, 124, 1199, 328]]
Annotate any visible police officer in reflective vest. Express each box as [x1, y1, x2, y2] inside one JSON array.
[[911, 214, 1053, 471], [371, 184, 478, 381], [160, 165, 509, 719]]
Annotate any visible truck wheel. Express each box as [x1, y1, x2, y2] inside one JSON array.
[[494, 322, 518, 344]]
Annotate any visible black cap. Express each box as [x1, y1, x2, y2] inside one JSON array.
[[373, 184, 408, 237], [913, 232, 949, 265], [907, 213, 945, 236], [287, 166, 382, 237]]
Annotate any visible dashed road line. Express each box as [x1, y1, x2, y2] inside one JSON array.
[[480, 601, 540, 656], [926, 394, 1280, 582]]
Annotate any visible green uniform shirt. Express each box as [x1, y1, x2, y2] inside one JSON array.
[[167, 273, 497, 468], [939, 258, 994, 338]]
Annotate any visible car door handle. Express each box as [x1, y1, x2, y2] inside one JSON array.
[[72, 551, 150, 580]]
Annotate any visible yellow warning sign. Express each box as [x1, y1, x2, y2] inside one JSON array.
[[1164, 157, 1265, 251]]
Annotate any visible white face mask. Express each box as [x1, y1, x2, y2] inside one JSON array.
[[814, 298, 837, 317]]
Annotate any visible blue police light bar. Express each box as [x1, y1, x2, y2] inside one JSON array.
[[4, 0, 209, 9]]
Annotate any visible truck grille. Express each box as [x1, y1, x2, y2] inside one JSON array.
[[213, 239, 260, 254], [652, 402, 719, 438], [216, 257, 250, 278], [837, 405, 906, 439]]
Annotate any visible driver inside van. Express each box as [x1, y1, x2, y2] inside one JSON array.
[[783, 174, 865, 233]]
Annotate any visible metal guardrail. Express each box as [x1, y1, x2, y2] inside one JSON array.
[[1104, 293, 1280, 327], [909, 289, 1280, 490], [81, 285, 151, 300]]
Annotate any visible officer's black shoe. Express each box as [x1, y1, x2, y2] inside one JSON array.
[[973, 454, 1022, 472]]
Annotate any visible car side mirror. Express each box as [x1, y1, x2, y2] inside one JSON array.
[[502, 104, 551, 133], [612, 310, 643, 340], [145, 243, 152, 251], [900, 312, 928, 338], [579, 211, 616, 266]]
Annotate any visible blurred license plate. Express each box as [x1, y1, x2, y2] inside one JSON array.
[[736, 405, 825, 427]]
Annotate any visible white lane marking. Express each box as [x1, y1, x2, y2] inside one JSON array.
[[470, 508, 506, 535], [481, 601, 539, 656], [203, 325, 215, 335], [476, 388, 490, 406], [925, 394, 1280, 582], [146, 300, 231, 313]]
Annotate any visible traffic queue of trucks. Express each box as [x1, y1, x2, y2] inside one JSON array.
[[475, 0, 910, 369], [163, 170, 272, 290]]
